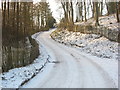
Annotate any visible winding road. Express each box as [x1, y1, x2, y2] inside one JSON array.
[[23, 29, 116, 88]]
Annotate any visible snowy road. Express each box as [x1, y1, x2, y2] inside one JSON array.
[[23, 29, 117, 88]]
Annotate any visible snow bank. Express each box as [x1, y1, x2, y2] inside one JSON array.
[[51, 30, 118, 60], [1, 32, 51, 88], [75, 14, 120, 31], [99, 14, 120, 31]]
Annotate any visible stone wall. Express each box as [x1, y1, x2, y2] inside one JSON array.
[[74, 25, 119, 42], [2, 37, 40, 72]]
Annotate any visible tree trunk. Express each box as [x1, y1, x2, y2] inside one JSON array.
[[70, 1, 74, 23], [100, 1, 103, 16], [94, 2, 99, 26], [3, 1, 6, 28], [84, 2, 87, 22], [7, 1, 10, 25], [116, 2, 120, 23], [92, 2, 95, 18]]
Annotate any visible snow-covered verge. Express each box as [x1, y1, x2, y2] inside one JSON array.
[[51, 29, 118, 60], [1, 32, 52, 88], [75, 14, 120, 31]]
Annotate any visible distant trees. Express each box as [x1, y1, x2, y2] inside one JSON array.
[[34, 2, 56, 30], [76, 2, 83, 22], [2, 2, 35, 45], [61, 1, 74, 25], [60, 0, 119, 27], [2, 0, 56, 46], [60, 1, 74, 31]]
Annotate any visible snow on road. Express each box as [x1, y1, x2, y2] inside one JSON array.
[[22, 28, 118, 88]]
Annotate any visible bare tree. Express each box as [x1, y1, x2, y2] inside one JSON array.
[[116, 2, 120, 23], [84, 1, 87, 22], [94, 2, 99, 26]]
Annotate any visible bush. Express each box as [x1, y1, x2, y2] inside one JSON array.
[[67, 22, 75, 31]]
